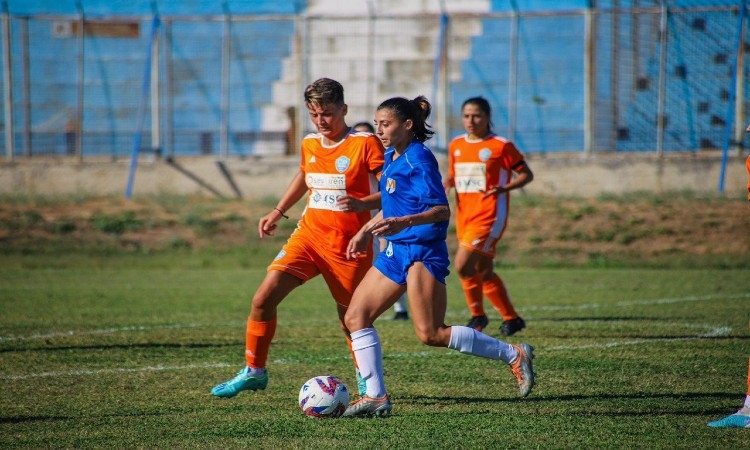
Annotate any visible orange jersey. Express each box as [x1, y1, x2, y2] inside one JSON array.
[[268, 130, 384, 305], [297, 130, 384, 241], [448, 134, 525, 253], [746, 155, 750, 201]]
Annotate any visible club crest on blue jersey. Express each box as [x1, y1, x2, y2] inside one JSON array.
[[479, 148, 491, 161], [386, 178, 396, 194], [335, 156, 350, 173]]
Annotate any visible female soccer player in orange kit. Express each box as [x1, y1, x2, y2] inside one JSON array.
[[705, 125, 750, 428], [210, 78, 384, 398], [708, 358, 750, 428], [443, 97, 533, 336]]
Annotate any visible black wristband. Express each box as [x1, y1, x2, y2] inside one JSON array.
[[274, 207, 289, 219]]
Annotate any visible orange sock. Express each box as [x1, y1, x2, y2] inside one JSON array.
[[460, 274, 485, 317], [244, 317, 277, 369], [483, 273, 518, 321], [746, 358, 750, 396]]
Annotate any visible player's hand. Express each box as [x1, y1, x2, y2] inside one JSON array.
[[258, 210, 282, 238], [346, 230, 371, 259], [337, 195, 365, 212], [368, 217, 406, 236], [481, 185, 507, 198]]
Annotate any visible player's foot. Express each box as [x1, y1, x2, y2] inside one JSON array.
[[211, 366, 268, 398], [707, 406, 750, 428], [509, 343, 535, 398], [466, 315, 489, 331], [355, 371, 367, 397], [393, 311, 409, 321], [343, 395, 392, 418], [501, 317, 526, 336]]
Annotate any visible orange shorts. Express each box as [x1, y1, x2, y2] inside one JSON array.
[[457, 225, 503, 258], [268, 229, 372, 307]]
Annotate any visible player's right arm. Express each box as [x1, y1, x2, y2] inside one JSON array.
[[258, 170, 308, 238], [337, 192, 382, 212]]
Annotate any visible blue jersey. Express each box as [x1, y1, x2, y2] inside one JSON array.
[[380, 140, 449, 244]]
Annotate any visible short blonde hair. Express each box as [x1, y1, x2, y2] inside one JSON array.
[[304, 78, 345, 108]]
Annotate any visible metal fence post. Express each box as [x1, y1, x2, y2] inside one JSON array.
[[75, 1, 85, 161], [584, 1, 595, 155], [656, 1, 668, 157], [151, 14, 161, 159], [220, 2, 231, 160], [509, 2, 519, 142], [733, 1, 747, 155], [2, 1, 14, 161]]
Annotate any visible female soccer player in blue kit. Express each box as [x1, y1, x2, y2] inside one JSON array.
[[341, 96, 536, 417]]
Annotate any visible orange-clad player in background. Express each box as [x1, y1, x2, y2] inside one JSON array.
[[706, 124, 750, 428], [211, 78, 384, 398], [708, 358, 750, 428], [443, 97, 533, 336]]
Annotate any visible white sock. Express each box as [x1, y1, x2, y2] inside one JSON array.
[[447, 325, 518, 363], [743, 395, 750, 410], [351, 328, 386, 398]]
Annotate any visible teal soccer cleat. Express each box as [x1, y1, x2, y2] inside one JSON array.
[[707, 407, 750, 428], [211, 367, 268, 398]]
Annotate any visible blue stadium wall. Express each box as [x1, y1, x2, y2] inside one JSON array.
[[5, 1, 748, 156]]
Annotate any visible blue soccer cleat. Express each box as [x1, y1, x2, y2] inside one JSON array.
[[211, 366, 268, 398]]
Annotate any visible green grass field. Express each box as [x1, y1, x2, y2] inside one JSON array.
[[2, 244, 749, 448], [0, 192, 750, 449]]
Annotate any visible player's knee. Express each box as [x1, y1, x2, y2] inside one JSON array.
[[343, 308, 362, 332], [456, 264, 477, 279], [337, 319, 349, 335], [414, 328, 443, 347]]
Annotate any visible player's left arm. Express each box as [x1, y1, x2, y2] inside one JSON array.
[[483, 160, 533, 198], [368, 204, 450, 237]]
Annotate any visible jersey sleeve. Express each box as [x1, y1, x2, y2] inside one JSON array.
[[501, 141, 525, 172], [415, 150, 449, 206]]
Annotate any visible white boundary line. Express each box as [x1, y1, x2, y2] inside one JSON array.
[[0, 325, 736, 381], [0, 323, 208, 342], [0, 293, 746, 381], [2, 292, 747, 343], [521, 292, 750, 312]]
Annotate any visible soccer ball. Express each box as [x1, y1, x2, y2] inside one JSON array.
[[298, 375, 350, 418]]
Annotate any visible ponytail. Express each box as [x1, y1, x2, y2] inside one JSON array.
[[377, 95, 435, 143]]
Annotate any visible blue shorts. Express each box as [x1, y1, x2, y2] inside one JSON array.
[[374, 239, 450, 285]]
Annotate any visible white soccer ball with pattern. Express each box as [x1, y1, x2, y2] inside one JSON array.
[[298, 375, 350, 418]]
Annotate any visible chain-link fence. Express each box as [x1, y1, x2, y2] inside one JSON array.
[[1, 2, 748, 160]]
